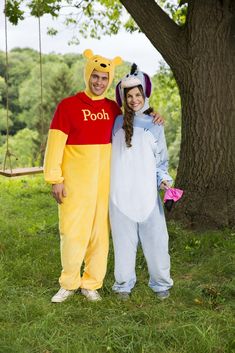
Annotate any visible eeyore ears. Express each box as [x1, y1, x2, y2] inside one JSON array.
[[144, 73, 152, 98], [115, 81, 122, 107]]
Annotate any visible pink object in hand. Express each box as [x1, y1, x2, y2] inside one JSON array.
[[163, 188, 184, 212], [164, 188, 184, 203]]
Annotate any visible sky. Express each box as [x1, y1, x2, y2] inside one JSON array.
[[0, 0, 165, 76]]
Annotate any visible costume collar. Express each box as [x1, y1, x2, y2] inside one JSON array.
[[84, 88, 107, 101], [76, 92, 106, 105]]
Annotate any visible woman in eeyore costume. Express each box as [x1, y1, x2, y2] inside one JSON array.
[[110, 64, 174, 301]]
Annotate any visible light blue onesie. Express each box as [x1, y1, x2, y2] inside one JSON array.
[[109, 113, 174, 293]]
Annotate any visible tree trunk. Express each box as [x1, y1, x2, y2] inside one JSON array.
[[173, 0, 235, 228], [121, 0, 235, 229]]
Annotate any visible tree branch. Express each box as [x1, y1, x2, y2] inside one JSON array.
[[120, 0, 187, 69]]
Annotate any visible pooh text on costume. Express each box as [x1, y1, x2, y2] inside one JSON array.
[[82, 109, 110, 121]]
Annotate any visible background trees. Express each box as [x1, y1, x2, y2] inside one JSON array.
[[0, 48, 180, 169]]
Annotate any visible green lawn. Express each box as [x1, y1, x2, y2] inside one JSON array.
[[0, 176, 234, 353]]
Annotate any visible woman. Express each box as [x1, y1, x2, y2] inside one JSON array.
[[109, 64, 173, 300]]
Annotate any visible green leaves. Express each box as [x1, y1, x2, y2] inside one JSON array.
[[4, 0, 125, 41], [4, 0, 60, 25], [46, 27, 58, 36], [124, 17, 140, 33], [160, 0, 188, 26], [28, 0, 60, 18], [73, 0, 123, 41], [4, 0, 24, 25], [4, 0, 187, 41]]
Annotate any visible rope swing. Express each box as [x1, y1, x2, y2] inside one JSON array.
[[0, 0, 44, 177]]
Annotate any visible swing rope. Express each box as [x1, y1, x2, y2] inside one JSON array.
[[38, 15, 45, 156], [2, 0, 18, 172], [0, 1, 44, 177]]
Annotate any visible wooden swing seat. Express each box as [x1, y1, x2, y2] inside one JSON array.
[[0, 166, 43, 177]]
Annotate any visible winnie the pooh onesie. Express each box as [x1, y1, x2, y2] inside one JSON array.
[[44, 50, 122, 292]]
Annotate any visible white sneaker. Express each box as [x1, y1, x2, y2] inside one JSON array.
[[81, 289, 102, 301], [51, 288, 75, 303]]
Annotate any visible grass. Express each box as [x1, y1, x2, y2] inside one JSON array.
[[0, 176, 234, 353]]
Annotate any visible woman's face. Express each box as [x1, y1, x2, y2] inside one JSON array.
[[126, 87, 145, 112]]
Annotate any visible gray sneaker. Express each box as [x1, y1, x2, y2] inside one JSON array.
[[116, 292, 130, 301], [156, 290, 170, 300]]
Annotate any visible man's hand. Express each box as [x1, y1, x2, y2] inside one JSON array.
[[151, 112, 164, 125], [52, 183, 67, 204]]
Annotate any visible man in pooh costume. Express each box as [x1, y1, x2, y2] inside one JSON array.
[[44, 50, 163, 303], [44, 49, 122, 303]]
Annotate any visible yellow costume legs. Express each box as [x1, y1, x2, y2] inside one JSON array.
[[81, 180, 110, 290], [81, 145, 111, 289], [58, 144, 111, 291], [58, 196, 96, 289]]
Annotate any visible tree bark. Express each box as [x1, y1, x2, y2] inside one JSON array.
[[121, 0, 235, 228]]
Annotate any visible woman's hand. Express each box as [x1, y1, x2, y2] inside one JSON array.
[[160, 181, 171, 191]]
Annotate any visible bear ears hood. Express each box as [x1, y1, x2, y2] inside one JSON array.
[[83, 49, 122, 100]]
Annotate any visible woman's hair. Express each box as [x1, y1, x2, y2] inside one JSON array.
[[122, 85, 153, 148]]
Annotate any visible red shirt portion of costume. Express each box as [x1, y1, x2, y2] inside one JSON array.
[[50, 92, 121, 145]]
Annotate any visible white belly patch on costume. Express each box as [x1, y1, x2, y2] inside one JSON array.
[[110, 127, 158, 222]]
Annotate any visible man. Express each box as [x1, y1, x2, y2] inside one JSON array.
[[44, 50, 163, 303]]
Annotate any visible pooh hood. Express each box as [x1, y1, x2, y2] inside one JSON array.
[[83, 49, 122, 100]]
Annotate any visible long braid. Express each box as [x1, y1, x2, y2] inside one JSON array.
[[123, 103, 154, 148], [123, 102, 135, 148]]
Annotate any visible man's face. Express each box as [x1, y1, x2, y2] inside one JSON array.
[[89, 70, 109, 96]]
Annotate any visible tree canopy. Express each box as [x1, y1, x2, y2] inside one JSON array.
[[4, 1, 186, 43]]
